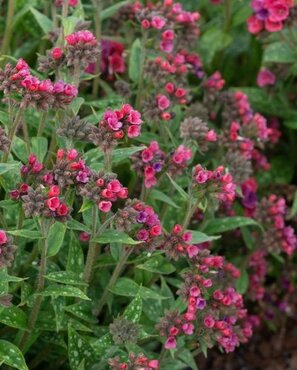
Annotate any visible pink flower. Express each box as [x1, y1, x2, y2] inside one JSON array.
[[162, 29, 175, 40], [182, 323, 194, 335], [247, 15, 263, 33], [79, 232, 90, 242], [203, 315, 215, 328], [51, 47, 63, 60], [141, 19, 151, 29], [98, 201, 112, 213], [128, 110, 142, 125], [0, 230, 8, 245], [187, 244, 199, 258], [195, 170, 208, 184], [164, 336, 177, 349], [156, 95, 170, 110], [56, 203, 69, 216], [151, 16, 166, 29], [127, 125, 141, 138], [48, 185, 60, 197], [257, 68, 276, 87], [136, 229, 149, 241], [269, 3, 289, 22], [205, 129, 217, 142], [265, 18, 283, 32], [142, 149, 154, 163], [46, 197, 60, 211], [148, 360, 159, 369]]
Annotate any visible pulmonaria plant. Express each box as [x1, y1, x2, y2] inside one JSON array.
[[0, 0, 296, 369]]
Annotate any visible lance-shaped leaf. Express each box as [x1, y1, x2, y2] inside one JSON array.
[[0, 340, 28, 370]]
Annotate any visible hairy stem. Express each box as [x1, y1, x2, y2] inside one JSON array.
[[95, 246, 133, 316], [37, 111, 48, 137], [19, 226, 48, 351], [1, 0, 15, 58], [3, 106, 25, 162], [91, 0, 102, 98]]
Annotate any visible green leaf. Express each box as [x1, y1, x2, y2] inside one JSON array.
[[0, 111, 9, 126], [0, 340, 28, 370], [235, 269, 249, 294], [31, 137, 48, 162], [0, 162, 21, 175], [92, 333, 114, 357], [30, 7, 53, 34], [7, 229, 43, 239], [150, 189, 180, 209], [112, 146, 143, 164], [189, 230, 220, 244], [166, 173, 189, 200], [110, 278, 169, 300], [67, 233, 84, 277], [45, 271, 87, 286], [78, 199, 93, 213], [46, 222, 67, 257], [69, 97, 85, 116], [12, 137, 28, 163], [129, 38, 142, 83], [68, 326, 95, 370], [289, 190, 297, 219], [67, 219, 91, 233], [203, 217, 262, 235], [100, 1, 130, 21], [0, 306, 27, 330], [123, 295, 142, 323], [178, 349, 198, 370], [39, 285, 90, 301], [110, 243, 122, 261], [137, 255, 176, 275], [52, 296, 65, 332], [65, 302, 97, 324], [92, 230, 140, 245], [263, 42, 295, 64]]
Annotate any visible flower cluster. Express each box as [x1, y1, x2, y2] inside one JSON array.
[[115, 199, 162, 252], [158, 249, 251, 353], [162, 224, 192, 260], [0, 230, 16, 268], [167, 145, 192, 177], [77, 171, 128, 213], [131, 141, 165, 189], [248, 250, 267, 301], [91, 104, 143, 151], [108, 352, 159, 370], [255, 194, 297, 255], [65, 30, 101, 68], [0, 59, 77, 110], [21, 185, 70, 221], [192, 165, 236, 203], [247, 0, 293, 34]]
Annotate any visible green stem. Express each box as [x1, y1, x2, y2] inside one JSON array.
[[91, 0, 102, 98], [1, 0, 15, 58], [73, 62, 81, 87], [37, 111, 48, 137], [60, 0, 69, 49], [223, 0, 232, 33], [135, 32, 148, 111], [19, 227, 48, 351], [158, 346, 167, 365], [182, 199, 196, 230], [103, 148, 112, 172], [95, 246, 133, 316], [3, 106, 25, 162]]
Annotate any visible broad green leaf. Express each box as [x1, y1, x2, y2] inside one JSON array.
[[112, 146, 143, 164], [92, 333, 114, 357], [263, 42, 295, 64], [0, 162, 21, 175], [52, 296, 65, 332], [0, 340, 28, 370], [45, 271, 87, 286], [110, 278, 169, 299], [235, 269, 249, 294], [67, 233, 84, 276], [289, 190, 297, 219], [7, 229, 43, 239], [0, 199, 18, 209], [129, 38, 142, 82], [0, 111, 9, 126], [65, 302, 97, 324], [0, 306, 27, 330], [69, 97, 85, 116], [39, 285, 90, 300], [12, 137, 28, 163], [188, 230, 220, 244], [30, 7, 53, 34], [46, 222, 67, 257], [92, 230, 140, 245], [123, 295, 142, 323], [137, 255, 176, 275], [178, 349, 198, 370], [68, 326, 95, 370], [100, 1, 130, 21], [110, 242, 122, 261], [78, 199, 93, 213], [62, 16, 80, 36], [203, 217, 262, 235], [150, 189, 180, 209], [31, 137, 48, 162], [67, 219, 91, 233], [166, 173, 189, 200]]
